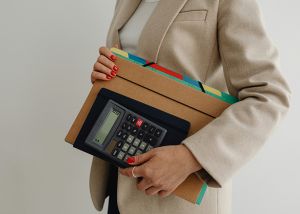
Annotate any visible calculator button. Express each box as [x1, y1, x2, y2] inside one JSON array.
[[141, 122, 149, 131], [149, 125, 156, 134], [128, 146, 136, 155], [135, 150, 143, 155], [126, 135, 135, 144], [121, 143, 130, 152], [131, 127, 138, 135], [116, 130, 123, 138], [133, 138, 141, 147], [116, 140, 123, 148], [154, 129, 162, 137], [130, 116, 137, 124], [126, 114, 132, 122], [149, 136, 157, 145], [122, 122, 128, 129], [144, 134, 157, 146], [111, 149, 118, 157], [126, 124, 133, 132], [124, 155, 130, 162], [117, 151, 125, 160], [146, 145, 153, 152], [139, 141, 147, 151], [137, 130, 145, 139], [135, 118, 143, 128], [143, 134, 150, 143], [121, 133, 128, 140]]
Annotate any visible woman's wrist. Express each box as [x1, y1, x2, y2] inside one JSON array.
[[178, 144, 202, 174]]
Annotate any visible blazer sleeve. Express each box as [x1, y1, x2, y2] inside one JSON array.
[[181, 0, 291, 187]]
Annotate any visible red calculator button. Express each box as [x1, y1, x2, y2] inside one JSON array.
[[136, 118, 143, 128]]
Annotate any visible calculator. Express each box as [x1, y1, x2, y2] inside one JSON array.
[[73, 88, 190, 168], [85, 99, 167, 165]]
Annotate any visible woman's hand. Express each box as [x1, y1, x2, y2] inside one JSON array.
[[91, 46, 119, 83], [119, 144, 202, 197]]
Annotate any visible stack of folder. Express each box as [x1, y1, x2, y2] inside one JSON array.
[[111, 48, 239, 105]]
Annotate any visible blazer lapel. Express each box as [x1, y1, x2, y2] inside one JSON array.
[[112, 0, 188, 62], [136, 0, 189, 62]]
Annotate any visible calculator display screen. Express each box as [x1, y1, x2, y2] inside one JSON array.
[[93, 108, 120, 145]]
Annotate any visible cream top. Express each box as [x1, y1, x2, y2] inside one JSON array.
[[119, 0, 160, 54]]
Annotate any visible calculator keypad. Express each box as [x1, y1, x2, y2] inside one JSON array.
[[110, 113, 164, 162], [132, 138, 141, 147], [131, 127, 138, 135], [126, 135, 135, 144], [117, 151, 125, 160], [121, 143, 130, 152]]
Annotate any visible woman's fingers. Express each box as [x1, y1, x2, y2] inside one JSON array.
[[93, 62, 116, 77], [158, 190, 172, 198], [91, 46, 119, 83], [99, 46, 117, 62], [136, 178, 153, 192], [145, 186, 162, 196], [97, 55, 119, 73], [119, 150, 155, 178], [119, 163, 150, 178], [91, 70, 111, 83], [119, 165, 144, 178]]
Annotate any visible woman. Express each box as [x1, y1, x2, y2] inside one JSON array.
[[90, 0, 291, 214]]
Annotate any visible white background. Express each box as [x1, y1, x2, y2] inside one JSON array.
[[0, 0, 299, 213]]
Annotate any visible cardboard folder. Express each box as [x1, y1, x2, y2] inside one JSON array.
[[65, 48, 238, 205]]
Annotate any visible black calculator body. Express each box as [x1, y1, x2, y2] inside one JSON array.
[[74, 88, 190, 168]]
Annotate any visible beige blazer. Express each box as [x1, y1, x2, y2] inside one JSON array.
[[89, 0, 291, 213]]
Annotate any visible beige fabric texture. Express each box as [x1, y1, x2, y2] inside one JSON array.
[[89, 0, 291, 213]]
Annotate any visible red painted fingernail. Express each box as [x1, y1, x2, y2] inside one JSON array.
[[110, 55, 117, 61], [127, 157, 135, 164], [111, 71, 116, 76], [106, 74, 111, 79], [113, 65, 119, 72]]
